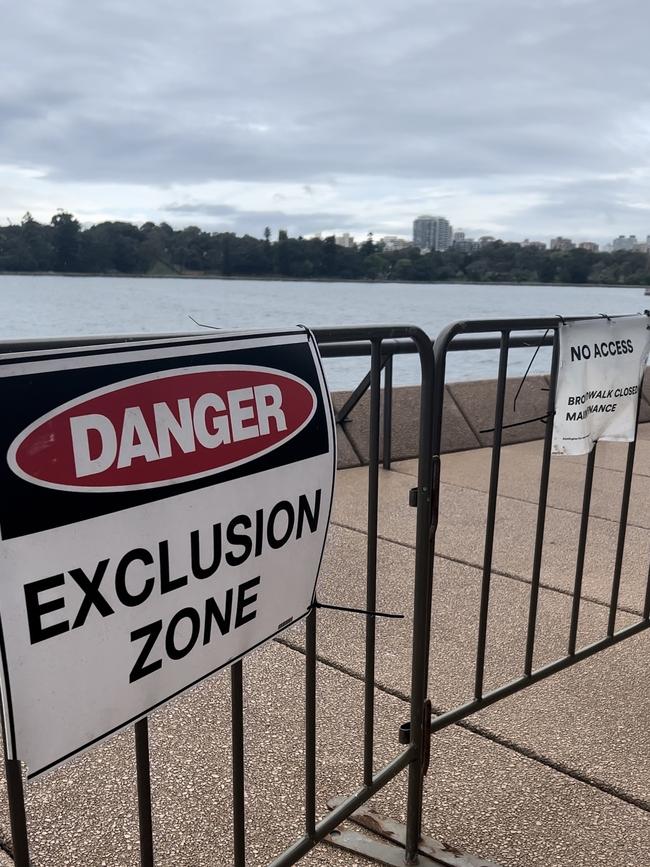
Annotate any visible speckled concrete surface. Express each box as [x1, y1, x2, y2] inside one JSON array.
[[393, 436, 650, 529], [446, 376, 550, 448], [332, 459, 650, 613], [1, 642, 648, 867], [482, 436, 650, 478], [297, 525, 648, 805], [0, 429, 648, 866]]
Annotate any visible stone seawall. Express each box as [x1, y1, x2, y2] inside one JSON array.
[[333, 373, 650, 469]]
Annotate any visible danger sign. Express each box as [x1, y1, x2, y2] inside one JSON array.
[[0, 328, 336, 777]]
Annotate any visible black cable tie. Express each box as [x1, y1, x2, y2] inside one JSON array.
[[599, 312, 612, 322], [312, 599, 404, 620], [513, 327, 551, 414], [187, 315, 221, 330], [555, 314, 567, 325], [480, 411, 555, 434]]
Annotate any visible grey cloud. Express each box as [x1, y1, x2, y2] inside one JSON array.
[[503, 176, 650, 242], [2, 0, 650, 237], [162, 202, 356, 236], [165, 204, 238, 217]]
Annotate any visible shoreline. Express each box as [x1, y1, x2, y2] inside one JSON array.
[[0, 271, 647, 290]]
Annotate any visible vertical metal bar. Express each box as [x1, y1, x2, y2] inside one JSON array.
[[474, 332, 509, 699], [231, 661, 246, 867], [135, 719, 154, 867], [405, 330, 436, 864], [568, 447, 596, 655], [382, 354, 393, 470], [305, 607, 317, 838], [363, 339, 381, 787], [524, 330, 560, 676], [4, 757, 30, 867], [644, 559, 650, 620], [608, 437, 638, 636]]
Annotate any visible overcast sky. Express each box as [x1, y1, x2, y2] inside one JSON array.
[[2, 0, 650, 243]]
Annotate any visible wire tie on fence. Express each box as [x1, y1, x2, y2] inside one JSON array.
[[598, 312, 612, 322], [512, 327, 551, 414], [312, 599, 405, 620], [480, 410, 555, 434], [188, 315, 221, 330]]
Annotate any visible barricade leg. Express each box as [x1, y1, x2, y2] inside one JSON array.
[[4, 756, 30, 867]]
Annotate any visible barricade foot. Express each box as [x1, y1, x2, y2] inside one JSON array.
[[326, 798, 500, 867]]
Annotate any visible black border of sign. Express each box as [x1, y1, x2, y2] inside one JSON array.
[[0, 326, 337, 779], [0, 329, 303, 367]]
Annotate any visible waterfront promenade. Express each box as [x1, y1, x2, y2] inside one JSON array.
[[0, 390, 648, 866]]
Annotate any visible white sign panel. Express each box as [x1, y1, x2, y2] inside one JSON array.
[[0, 329, 336, 778], [552, 315, 650, 455]]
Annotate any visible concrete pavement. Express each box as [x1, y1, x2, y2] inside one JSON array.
[[0, 427, 648, 866]]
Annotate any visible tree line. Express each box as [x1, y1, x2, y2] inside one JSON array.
[[2, 212, 650, 286]]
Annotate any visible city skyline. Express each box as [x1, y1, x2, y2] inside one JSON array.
[[6, 206, 649, 254]]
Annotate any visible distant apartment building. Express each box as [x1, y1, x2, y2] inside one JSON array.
[[550, 237, 575, 251], [578, 241, 599, 252], [335, 233, 355, 248], [452, 232, 480, 253], [412, 215, 453, 251], [381, 235, 411, 252], [612, 235, 637, 252]]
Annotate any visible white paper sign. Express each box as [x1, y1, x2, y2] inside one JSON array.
[[552, 315, 650, 455], [0, 329, 336, 778]]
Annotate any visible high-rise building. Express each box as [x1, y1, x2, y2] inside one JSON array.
[[381, 235, 411, 252], [612, 235, 637, 251], [452, 231, 480, 253], [578, 241, 599, 252], [335, 233, 355, 248], [550, 237, 574, 251], [412, 215, 453, 251]]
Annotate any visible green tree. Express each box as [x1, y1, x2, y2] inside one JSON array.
[[51, 211, 81, 271]]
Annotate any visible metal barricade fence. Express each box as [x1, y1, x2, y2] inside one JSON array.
[[314, 315, 649, 864], [1, 316, 648, 866], [424, 316, 650, 740], [0, 325, 437, 867]]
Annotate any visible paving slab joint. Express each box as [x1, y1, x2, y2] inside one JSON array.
[[331, 520, 645, 618], [447, 711, 650, 815], [444, 386, 482, 449], [276, 600, 650, 816]]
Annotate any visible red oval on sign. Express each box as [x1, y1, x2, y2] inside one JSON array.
[[8, 366, 318, 492]]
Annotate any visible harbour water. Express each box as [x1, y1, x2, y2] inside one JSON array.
[[0, 275, 646, 390]]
